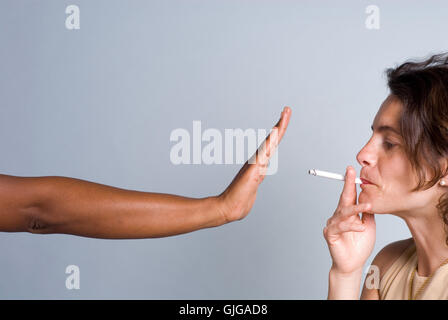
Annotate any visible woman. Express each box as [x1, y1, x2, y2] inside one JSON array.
[[0, 107, 291, 239], [324, 53, 448, 300]]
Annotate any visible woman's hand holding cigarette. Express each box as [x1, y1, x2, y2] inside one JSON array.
[[324, 166, 376, 275], [324, 166, 376, 299]]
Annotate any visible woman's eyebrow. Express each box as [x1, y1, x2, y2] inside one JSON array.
[[371, 124, 401, 136]]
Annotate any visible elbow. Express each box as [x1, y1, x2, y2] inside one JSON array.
[[23, 176, 75, 235], [22, 178, 59, 235], [0, 175, 59, 235], [24, 205, 54, 234]]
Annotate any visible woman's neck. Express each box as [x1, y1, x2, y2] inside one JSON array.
[[402, 209, 448, 277]]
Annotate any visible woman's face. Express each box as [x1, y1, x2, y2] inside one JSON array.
[[356, 94, 443, 216]]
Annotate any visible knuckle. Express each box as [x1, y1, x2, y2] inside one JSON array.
[[341, 194, 351, 202], [334, 207, 343, 216], [342, 192, 352, 201], [337, 221, 347, 230], [339, 207, 350, 217]]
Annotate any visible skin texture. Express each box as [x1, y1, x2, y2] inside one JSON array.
[[324, 94, 448, 299], [0, 107, 291, 239]]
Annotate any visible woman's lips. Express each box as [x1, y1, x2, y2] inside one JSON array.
[[360, 178, 373, 185]]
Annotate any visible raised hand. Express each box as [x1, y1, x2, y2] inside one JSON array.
[[217, 107, 291, 223]]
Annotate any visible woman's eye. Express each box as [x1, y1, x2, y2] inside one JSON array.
[[384, 141, 395, 150]]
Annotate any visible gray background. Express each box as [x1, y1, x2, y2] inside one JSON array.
[[0, 0, 447, 299]]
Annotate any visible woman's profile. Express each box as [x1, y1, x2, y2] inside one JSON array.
[[324, 52, 448, 300]]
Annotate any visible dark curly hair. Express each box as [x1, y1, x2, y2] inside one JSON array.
[[385, 52, 448, 245]]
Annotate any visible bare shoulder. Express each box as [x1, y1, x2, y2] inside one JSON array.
[[372, 237, 414, 278]]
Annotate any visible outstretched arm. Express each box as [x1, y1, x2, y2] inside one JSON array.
[[0, 107, 291, 239]]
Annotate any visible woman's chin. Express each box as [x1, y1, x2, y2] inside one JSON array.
[[358, 193, 388, 214], [358, 192, 376, 209], [358, 190, 370, 203]]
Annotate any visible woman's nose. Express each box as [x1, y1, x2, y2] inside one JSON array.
[[356, 142, 376, 167]]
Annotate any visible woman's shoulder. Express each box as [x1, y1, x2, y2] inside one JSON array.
[[372, 237, 414, 278]]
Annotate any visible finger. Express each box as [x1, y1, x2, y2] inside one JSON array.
[[338, 166, 357, 207], [258, 164, 268, 177], [275, 106, 292, 143], [257, 116, 281, 165], [255, 127, 279, 171], [255, 107, 291, 165], [326, 220, 366, 236], [272, 106, 291, 146], [338, 202, 372, 218]]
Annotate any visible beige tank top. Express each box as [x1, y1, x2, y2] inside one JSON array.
[[380, 241, 448, 299]]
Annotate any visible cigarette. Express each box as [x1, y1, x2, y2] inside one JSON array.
[[308, 169, 362, 184]]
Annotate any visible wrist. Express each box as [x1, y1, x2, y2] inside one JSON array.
[[204, 195, 229, 227], [328, 266, 363, 300], [214, 192, 237, 224], [330, 266, 364, 278]]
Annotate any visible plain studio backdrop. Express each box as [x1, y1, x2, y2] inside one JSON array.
[[1, 0, 447, 299]]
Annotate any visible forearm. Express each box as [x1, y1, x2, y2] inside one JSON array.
[[31, 176, 226, 239], [327, 267, 363, 300]]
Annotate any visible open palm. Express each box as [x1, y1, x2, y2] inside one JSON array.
[[218, 107, 291, 222]]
